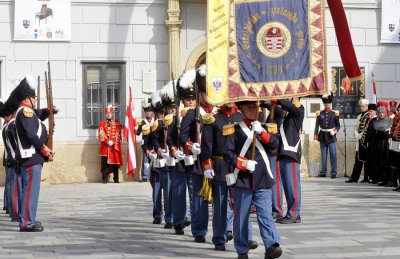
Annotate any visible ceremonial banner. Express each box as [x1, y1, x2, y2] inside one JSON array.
[[380, 0, 400, 43], [207, 1, 230, 105], [14, 0, 71, 41], [207, 0, 328, 105]]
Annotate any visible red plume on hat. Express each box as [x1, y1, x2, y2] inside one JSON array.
[[104, 104, 114, 113]]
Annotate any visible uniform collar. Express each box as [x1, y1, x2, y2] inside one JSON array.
[[219, 106, 236, 116], [243, 117, 253, 127], [324, 108, 332, 112], [200, 102, 215, 113]]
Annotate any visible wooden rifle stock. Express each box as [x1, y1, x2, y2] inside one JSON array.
[[46, 61, 55, 150]]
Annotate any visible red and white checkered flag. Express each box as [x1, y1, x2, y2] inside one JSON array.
[[124, 86, 137, 178]]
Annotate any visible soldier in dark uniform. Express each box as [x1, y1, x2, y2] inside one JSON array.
[[1, 112, 12, 217], [314, 92, 340, 178], [178, 65, 217, 243], [359, 103, 377, 183], [201, 102, 243, 251], [276, 98, 304, 224], [5, 75, 56, 232], [0, 107, 21, 222], [260, 101, 284, 220], [223, 100, 282, 259], [346, 99, 369, 183], [153, 81, 177, 229], [136, 99, 154, 182]]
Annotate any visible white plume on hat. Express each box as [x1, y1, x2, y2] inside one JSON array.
[[321, 91, 331, 99], [197, 64, 206, 77], [24, 74, 35, 90], [142, 98, 151, 108], [179, 69, 196, 89], [151, 90, 162, 106], [161, 80, 176, 100]]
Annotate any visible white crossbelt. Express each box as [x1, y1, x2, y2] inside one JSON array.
[[280, 117, 300, 153], [233, 121, 273, 179], [4, 118, 16, 160], [15, 107, 42, 158]]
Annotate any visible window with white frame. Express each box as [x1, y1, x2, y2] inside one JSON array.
[[82, 62, 125, 129]]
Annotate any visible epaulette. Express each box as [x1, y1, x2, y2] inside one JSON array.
[[222, 123, 235, 136], [164, 114, 174, 126], [334, 110, 340, 116], [181, 107, 190, 118], [294, 101, 301, 108], [202, 113, 215, 125], [23, 107, 34, 118], [316, 110, 321, 116], [136, 119, 143, 126], [142, 124, 150, 136], [151, 120, 159, 132]]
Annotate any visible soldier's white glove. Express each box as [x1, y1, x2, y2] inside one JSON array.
[[251, 121, 263, 134], [204, 169, 215, 179], [191, 143, 201, 156], [134, 125, 139, 131], [149, 151, 158, 161], [161, 149, 169, 159], [246, 160, 258, 171], [107, 140, 114, 146], [174, 150, 185, 161]]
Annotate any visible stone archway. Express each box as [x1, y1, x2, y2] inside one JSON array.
[[185, 41, 206, 70]]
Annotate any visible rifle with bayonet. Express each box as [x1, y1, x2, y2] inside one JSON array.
[[45, 61, 54, 150]]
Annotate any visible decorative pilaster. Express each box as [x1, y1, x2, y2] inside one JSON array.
[[165, 0, 182, 80]]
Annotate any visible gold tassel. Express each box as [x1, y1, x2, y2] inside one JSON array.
[[198, 177, 213, 203]]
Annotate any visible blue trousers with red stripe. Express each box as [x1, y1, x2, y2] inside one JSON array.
[[9, 168, 21, 221], [19, 165, 42, 229], [279, 156, 301, 219], [172, 168, 189, 229], [191, 173, 209, 238], [272, 160, 283, 217], [233, 187, 280, 254]]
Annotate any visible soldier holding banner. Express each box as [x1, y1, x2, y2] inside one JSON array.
[[223, 100, 282, 259]]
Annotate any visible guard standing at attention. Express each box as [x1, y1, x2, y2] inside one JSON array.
[[6, 75, 56, 232], [314, 92, 340, 178], [98, 104, 123, 184]]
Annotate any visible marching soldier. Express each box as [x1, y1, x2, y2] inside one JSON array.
[[148, 92, 165, 225], [223, 100, 282, 259], [1, 113, 12, 216], [98, 104, 123, 184], [174, 65, 217, 242], [167, 72, 196, 235], [136, 100, 154, 182], [6, 75, 55, 232], [314, 92, 340, 178], [152, 82, 177, 229], [276, 98, 304, 224], [346, 99, 369, 183]]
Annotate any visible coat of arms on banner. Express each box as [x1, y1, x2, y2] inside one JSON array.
[[389, 24, 395, 32], [211, 77, 223, 93]]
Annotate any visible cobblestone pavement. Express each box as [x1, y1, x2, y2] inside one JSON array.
[[1, 178, 400, 259]]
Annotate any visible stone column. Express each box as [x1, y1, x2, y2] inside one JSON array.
[[165, 0, 182, 80]]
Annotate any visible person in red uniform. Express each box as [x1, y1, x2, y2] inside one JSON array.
[[98, 104, 123, 183]]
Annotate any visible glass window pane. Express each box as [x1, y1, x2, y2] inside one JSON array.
[[87, 67, 101, 84], [106, 66, 120, 82]]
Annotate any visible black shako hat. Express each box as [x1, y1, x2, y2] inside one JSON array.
[[321, 91, 333, 103], [5, 75, 36, 114], [142, 98, 153, 112], [161, 80, 176, 108], [151, 90, 164, 114]]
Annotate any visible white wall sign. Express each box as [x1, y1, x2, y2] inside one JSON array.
[[381, 0, 400, 43], [142, 69, 156, 93], [14, 0, 71, 41]]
